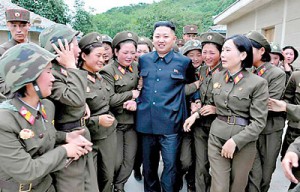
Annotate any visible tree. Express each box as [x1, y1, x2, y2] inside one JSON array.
[[71, 0, 94, 35], [11, 0, 71, 24]]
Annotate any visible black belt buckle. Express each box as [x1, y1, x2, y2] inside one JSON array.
[[80, 117, 85, 127], [19, 183, 32, 192], [227, 116, 236, 125]]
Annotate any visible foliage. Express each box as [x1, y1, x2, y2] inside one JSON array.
[[11, 0, 71, 24], [71, 0, 95, 34], [93, 0, 236, 38]]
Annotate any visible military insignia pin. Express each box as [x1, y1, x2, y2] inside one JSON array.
[[173, 69, 179, 73], [207, 35, 213, 40], [298, 83, 300, 87], [60, 68, 68, 77], [128, 33, 133, 37], [239, 87, 243, 91], [273, 45, 277, 49], [213, 82, 220, 89], [190, 27, 194, 31], [114, 74, 119, 80], [19, 129, 35, 140], [96, 36, 101, 41], [140, 38, 144, 41], [15, 12, 20, 17]]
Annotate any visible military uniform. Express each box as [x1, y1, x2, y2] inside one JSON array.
[[39, 24, 98, 192], [0, 9, 30, 97], [245, 31, 286, 192], [208, 69, 268, 192], [78, 32, 118, 192], [281, 71, 300, 189], [100, 31, 139, 191]]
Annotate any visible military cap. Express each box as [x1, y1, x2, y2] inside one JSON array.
[[112, 31, 138, 49], [138, 36, 153, 51], [101, 34, 113, 44], [79, 32, 102, 50], [246, 31, 271, 53], [176, 39, 185, 47], [182, 40, 202, 55], [200, 32, 225, 46], [5, 8, 30, 23], [39, 24, 80, 53], [183, 25, 198, 34], [0, 43, 56, 93], [283, 45, 299, 61], [270, 42, 284, 61]]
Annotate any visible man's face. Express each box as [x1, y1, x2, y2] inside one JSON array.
[[183, 33, 197, 41], [153, 26, 176, 56], [7, 21, 30, 43]]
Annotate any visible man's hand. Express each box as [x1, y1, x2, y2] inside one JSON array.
[[221, 138, 236, 159], [282, 151, 299, 184]]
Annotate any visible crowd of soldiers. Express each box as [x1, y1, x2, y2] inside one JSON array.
[[0, 7, 300, 192]]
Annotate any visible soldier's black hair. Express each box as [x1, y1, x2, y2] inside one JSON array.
[[202, 42, 222, 54], [77, 43, 103, 69], [153, 21, 176, 32], [250, 39, 271, 62], [283, 46, 299, 62], [113, 40, 137, 59], [225, 34, 254, 69]]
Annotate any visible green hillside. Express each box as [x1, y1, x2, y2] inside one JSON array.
[[93, 0, 236, 38]]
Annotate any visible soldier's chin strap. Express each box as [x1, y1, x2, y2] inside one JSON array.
[[32, 81, 43, 100]]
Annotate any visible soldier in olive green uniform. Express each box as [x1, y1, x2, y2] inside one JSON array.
[[0, 43, 92, 192], [78, 32, 118, 192], [39, 24, 99, 192], [270, 42, 284, 69], [100, 31, 139, 192], [182, 25, 198, 42], [0, 9, 31, 98], [246, 31, 286, 192], [185, 35, 268, 192], [184, 32, 224, 192], [277, 70, 300, 190], [101, 34, 114, 66], [176, 39, 185, 48]]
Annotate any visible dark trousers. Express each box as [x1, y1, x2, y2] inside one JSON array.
[[180, 132, 195, 186], [114, 124, 137, 190], [142, 133, 181, 192], [133, 132, 143, 173]]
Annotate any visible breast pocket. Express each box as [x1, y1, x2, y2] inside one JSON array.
[[140, 71, 149, 78], [115, 79, 127, 87], [170, 73, 184, 82], [232, 91, 251, 107]]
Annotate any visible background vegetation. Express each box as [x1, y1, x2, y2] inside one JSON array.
[[12, 0, 235, 38]]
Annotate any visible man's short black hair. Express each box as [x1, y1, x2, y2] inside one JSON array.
[[153, 21, 176, 32]]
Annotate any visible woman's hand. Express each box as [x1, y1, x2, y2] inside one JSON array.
[[282, 151, 299, 184], [66, 129, 93, 152], [191, 101, 201, 114], [221, 138, 236, 159], [123, 100, 137, 111], [183, 112, 199, 132], [99, 114, 115, 127], [132, 90, 140, 99], [268, 98, 287, 112], [62, 143, 89, 160], [199, 105, 216, 116], [52, 39, 77, 69]]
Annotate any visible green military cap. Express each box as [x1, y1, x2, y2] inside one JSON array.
[[5, 8, 30, 23], [101, 34, 113, 44], [183, 25, 198, 34], [79, 32, 102, 50], [176, 39, 185, 47], [246, 31, 271, 52], [182, 40, 202, 55], [39, 24, 80, 54], [138, 36, 153, 51], [0, 43, 56, 93], [200, 32, 225, 46], [270, 42, 284, 61], [112, 31, 138, 49]]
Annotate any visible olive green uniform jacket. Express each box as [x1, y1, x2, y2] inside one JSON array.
[[100, 60, 138, 124], [0, 98, 68, 192]]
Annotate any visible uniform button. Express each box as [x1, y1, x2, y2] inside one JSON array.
[[103, 97, 105, 100], [154, 90, 157, 93], [131, 77, 133, 80], [156, 79, 160, 82], [39, 133, 44, 139], [158, 68, 162, 71], [225, 100, 227, 104], [153, 102, 156, 105]]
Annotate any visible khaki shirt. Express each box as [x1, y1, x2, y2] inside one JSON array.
[[85, 71, 117, 141], [100, 60, 138, 124], [0, 98, 67, 191], [50, 63, 88, 125], [252, 62, 286, 134], [283, 71, 300, 128], [210, 69, 269, 150]]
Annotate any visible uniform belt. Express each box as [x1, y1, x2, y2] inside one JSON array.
[[217, 115, 249, 126], [56, 117, 86, 131], [0, 179, 39, 192]]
